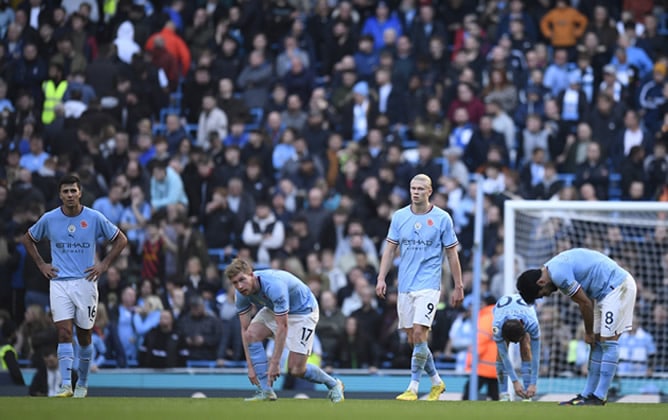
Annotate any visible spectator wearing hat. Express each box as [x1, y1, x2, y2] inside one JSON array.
[[342, 81, 378, 142], [598, 64, 626, 104], [638, 61, 668, 136]]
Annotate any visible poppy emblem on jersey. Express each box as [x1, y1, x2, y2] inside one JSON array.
[[80, 220, 88, 228], [427, 218, 434, 226], [414, 222, 422, 230], [67, 224, 76, 234]]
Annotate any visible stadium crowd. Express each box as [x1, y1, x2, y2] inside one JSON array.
[[1, 0, 668, 390]]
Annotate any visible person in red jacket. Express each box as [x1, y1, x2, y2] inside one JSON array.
[[145, 20, 191, 78]]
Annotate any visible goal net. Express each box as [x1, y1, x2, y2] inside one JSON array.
[[503, 200, 668, 396]]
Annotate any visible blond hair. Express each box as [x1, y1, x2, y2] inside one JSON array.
[[224, 258, 253, 280], [411, 173, 433, 190]]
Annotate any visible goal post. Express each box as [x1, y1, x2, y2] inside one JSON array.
[[503, 200, 668, 396]]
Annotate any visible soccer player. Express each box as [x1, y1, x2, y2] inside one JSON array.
[[516, 248, 637, 405], [20, 174, 128, 398], [224, 258, 345, 402], [492, 294, 541, 401], [376, 174, 464, 401]]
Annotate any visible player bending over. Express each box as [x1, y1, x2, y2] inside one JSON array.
[[492, 294, 540, 401], [517, 248, 637, 406]]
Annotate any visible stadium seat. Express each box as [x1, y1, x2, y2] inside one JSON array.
[[186, 360, 217, 368], [186, 124, 198, 138], [608, 172, 622, 200], [245, 107, 264, 131], [556, 173, 575, 186], [152, 123, 166, 136]]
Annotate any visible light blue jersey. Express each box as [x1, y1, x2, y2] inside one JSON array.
[[387, 205, 458, 293], [236, 269, 317, 316], [545, 248, 629, 301], [28, 207, 120, 280], [492, 294, 540, 343], [494, 294, 541, 385]]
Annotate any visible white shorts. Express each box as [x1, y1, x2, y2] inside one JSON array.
[[50, 278, 99, 330], [397, 289, 440, 330], [250, 307, 319, 355], [594, 275, 637, 338]]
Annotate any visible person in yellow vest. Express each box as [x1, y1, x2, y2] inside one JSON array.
[[42, 63, 68, 125], [463, 294, 499, 400], [0, 319, 25, 386]]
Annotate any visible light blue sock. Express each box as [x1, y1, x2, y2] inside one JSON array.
[[496, 361, 508, 394], [594, 341, 619, 400], [248, 342, 271, 391], [521, 361, 531, 390], [581, 342, 602, 397], [77, 344, 93, 387], [303, 363, 337, 389], [423, 350, 442, 385], [57, 343, 74, 387], [410, 342, 429, 383]]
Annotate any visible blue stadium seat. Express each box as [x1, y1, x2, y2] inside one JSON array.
[[608, 172, 622, 200], [186, 124, 198, 138], [245, 107, 264, 131], [152, 123, 166, 136], [556, 173, 576, 186], [186, 360, 217, 368]]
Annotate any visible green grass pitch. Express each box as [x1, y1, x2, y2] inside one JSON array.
[[2, 397, 667, 420]]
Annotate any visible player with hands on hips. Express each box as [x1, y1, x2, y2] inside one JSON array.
[[20, 174, 128, 398]]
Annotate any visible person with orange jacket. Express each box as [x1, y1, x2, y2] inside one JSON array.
[[463, 294, 499, 400], [145, 20, 191, 78], [540, 0, 588, 49]]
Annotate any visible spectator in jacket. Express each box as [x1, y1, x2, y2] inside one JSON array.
[[176, 296, 222, 361], [138, 309, 185, 368]]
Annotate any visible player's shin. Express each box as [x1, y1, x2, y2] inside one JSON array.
[[410, 342, 429, 387], [57, 342, 74, 387], [581, 341, 603, 398], [593, 341, 619, 400], [423, 349, 442, 385], [77, 344, 93, 387], [303, 363, 337, 388], [248, 342, 271, 391]]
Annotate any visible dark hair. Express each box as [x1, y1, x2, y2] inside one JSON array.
[[58, 174, 81, 192], [516, 269, 542, 304], [501, 319, 526, 343]]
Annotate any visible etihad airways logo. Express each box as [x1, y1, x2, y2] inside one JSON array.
[[401, 239, 434, 246], [55, 242, 92, 249]]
